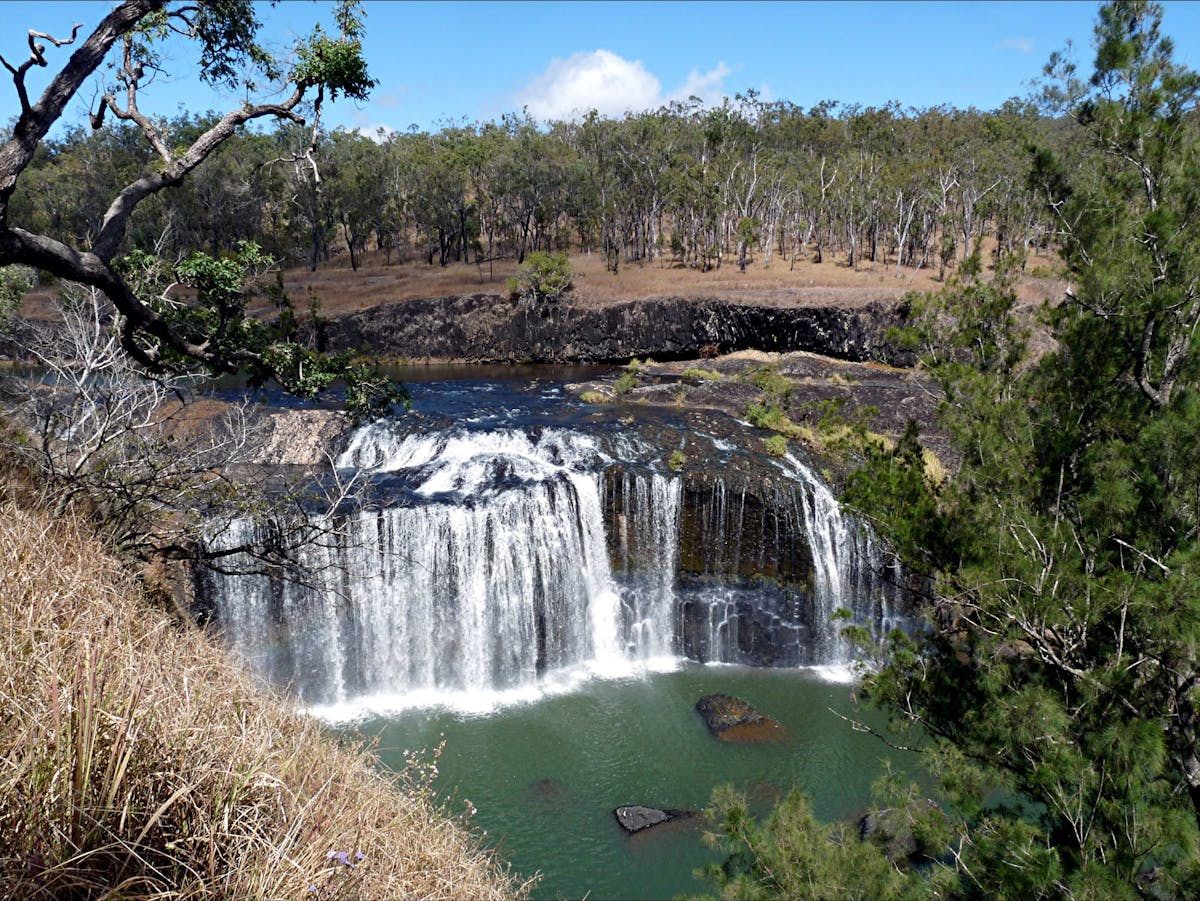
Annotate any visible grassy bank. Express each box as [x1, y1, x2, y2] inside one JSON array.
[[0, 479, 529, 899]]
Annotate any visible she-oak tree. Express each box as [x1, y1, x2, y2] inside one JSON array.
[[706, 3, 1200, 899], [0, 0, 402, 416]]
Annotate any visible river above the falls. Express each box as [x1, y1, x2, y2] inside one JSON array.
[[199, 365, 916, 899]]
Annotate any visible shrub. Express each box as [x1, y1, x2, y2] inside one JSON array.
[[746, 400, 786, 431], [667, 449, 686, 471], [0, 265, 34, 331], [764, 434, 788, 457], [512, 252, 572, 304], [749, 365, 793, 402], [613, 371, 638, 395], [681, 367, 722, 381]]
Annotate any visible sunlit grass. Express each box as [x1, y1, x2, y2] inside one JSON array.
[[0, 472, 531, 900]]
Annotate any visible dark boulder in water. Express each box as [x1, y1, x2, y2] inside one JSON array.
[[695, 693, 785, 742], [613, 805, 695, 834]]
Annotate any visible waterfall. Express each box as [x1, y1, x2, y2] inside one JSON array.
[[778, 452, 888, 663], [201, 424, 676, 709], [603, 469, 682, 662], [199, 421, 907, 713], [670, 452, 902, 668]]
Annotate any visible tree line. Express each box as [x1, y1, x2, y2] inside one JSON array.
[[9, 94, 1079, 280]]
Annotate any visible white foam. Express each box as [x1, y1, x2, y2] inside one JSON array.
[[304, 657, 686, 723], [804, 663, 860, 684]]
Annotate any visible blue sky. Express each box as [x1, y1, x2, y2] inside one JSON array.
[[4, 1, 1200, 137]]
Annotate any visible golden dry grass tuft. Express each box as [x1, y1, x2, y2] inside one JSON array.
[[0, 483, 530, 900]]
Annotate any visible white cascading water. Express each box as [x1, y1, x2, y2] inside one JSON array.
[[202, 425, 673, 711], [780, 452, 870, 663], [604, 469, 682, 662], [200, 422, 904, 713]]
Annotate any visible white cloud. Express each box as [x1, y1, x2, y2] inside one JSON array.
[[355, 124, 396, 143], [998, 36, 1034, 55], [668, 61, 733, 106], [515, 50, 735, 121], [350, 111, 396, 143], [375, 89, 408, 109]]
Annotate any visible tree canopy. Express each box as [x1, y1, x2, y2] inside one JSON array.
[[0, 0, 402, 417], [707, 2, 1200, 898]]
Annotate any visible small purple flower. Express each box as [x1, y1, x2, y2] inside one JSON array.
[[307, 886, 319, 895], [355, 850, 365, 861]]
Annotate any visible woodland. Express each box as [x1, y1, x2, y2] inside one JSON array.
[[11, 84, 1062, 281]]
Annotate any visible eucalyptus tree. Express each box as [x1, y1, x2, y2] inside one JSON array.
[[325, 128, 390, 270], [608, 107, 677, 264], [162, 116, 281, 259], [0, 0, 399, 416], [572, 110, 627, 271], [492, 112, 572, 263]]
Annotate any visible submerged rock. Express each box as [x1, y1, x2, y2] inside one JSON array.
[[695, 693, 785, 742], [613, 805, 695, 834], [527, 777, 568, 808]]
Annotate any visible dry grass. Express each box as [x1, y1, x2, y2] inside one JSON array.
[[0, 480, 530, 900], [266, 244, 1067, 318], [17, 243, 1066, 327]]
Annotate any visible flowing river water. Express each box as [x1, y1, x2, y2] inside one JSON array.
[[196, 367, 918, 899]]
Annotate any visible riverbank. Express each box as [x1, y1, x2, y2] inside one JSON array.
[[0, 461, 529, 900]]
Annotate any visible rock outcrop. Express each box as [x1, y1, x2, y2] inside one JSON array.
[[613, 805, 695, 833], [695, 694, 785, 742], [321, 294, 911, 365]]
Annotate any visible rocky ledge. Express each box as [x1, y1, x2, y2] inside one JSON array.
[[695, 694, 786, 743], [320, 294, 911, 366]]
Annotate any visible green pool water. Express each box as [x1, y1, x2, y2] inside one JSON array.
[[348, 664, 916, 900]]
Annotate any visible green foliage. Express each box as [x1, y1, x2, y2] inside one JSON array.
[[0, 265, 34, 331], [763, 434, 788, 457], [744, 365, 793, 403], [745, 399, 788, 432], [681, 367, 723, 381], [511, 251, 572, 304], [735, 216, 761, 247], [613, 371, 638, 395], [701, 785, 930, 901], [667, 449, 686, 471], [293, 28, 375, 101], [710, 5, 1200, 898], [844, 421, 954, 569], [117, 242, 405, 420]]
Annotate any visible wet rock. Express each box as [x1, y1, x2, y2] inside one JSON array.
[[695, 693, 785, 742], [613, 805, 695, 833]]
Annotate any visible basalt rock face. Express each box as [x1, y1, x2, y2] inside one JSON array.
[[601, 459, 908, 669], [321, 294, 911, 365]]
